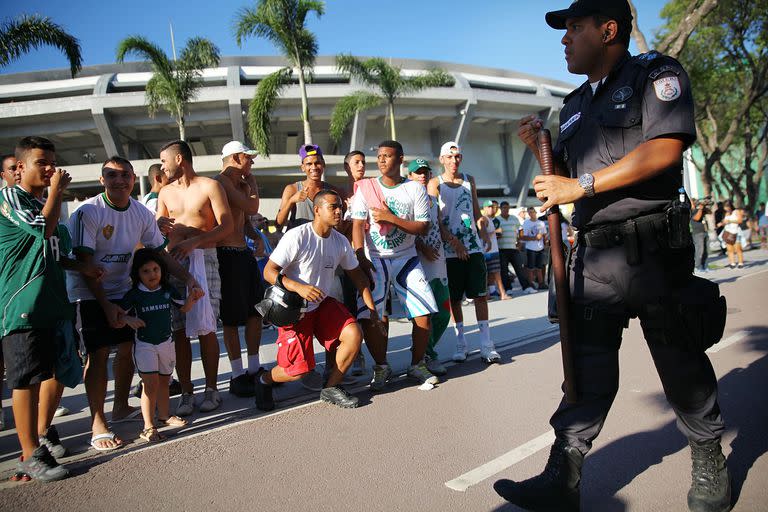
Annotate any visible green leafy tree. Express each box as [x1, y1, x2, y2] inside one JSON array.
[[234, 0, 324, 156], [116, 36, 220, 141], [330, 55, 455, 143], [0, 14, 82, 77]]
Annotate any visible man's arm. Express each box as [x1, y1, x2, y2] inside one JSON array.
[[42, 170, 71, 238], [346, 266, 379, 318], [263, 259, 324, 303], [275, 184, 300, 229], [532, 137, 686, 211], [75, 250, 126, 328], [370, 207, 430, 236], [218, 174, 260, 215]]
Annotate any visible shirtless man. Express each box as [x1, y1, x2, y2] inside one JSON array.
[[156, 140, 233, 415], [213, 141, 264, 397]]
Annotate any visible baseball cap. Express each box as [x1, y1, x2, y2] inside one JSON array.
[[221, 141, 257, 159], [299, 144, 324, 162], [440, 141, 462, 157], [482, 200, 494, 208], [407, 158, 431, 173], [545, 0, 632, 30]]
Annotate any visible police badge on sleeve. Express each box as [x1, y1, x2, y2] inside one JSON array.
[[653, 76, 681, 101]]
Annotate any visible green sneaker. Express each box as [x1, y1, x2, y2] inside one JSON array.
[[407, 360, 439, 385], [370, 364, 392, 392]]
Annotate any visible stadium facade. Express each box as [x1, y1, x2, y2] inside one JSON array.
[[0, 56, 574, 217]]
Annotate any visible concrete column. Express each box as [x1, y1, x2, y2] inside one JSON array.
[[452, 99, 476, 146], [227, 66, 246, 143], [91, 73, 124, 157], [348, 111, 367, 153]]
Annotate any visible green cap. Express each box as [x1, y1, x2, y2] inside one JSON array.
[[482, 200, 494, 208], [407, 158, 431, 173]]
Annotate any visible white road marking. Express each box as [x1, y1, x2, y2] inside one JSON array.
[[445, 431, 556, 492], [706, 330, 750, 354]]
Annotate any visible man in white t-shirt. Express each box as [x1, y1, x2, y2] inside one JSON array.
[[257, 190, 379, 410], [140, 163, 168, 213], [520, 206, 548, 292], [351, 141, 439, 391], [69, 156, 201, 451]]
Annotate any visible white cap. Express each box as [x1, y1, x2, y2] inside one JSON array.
[[440, 141, 461, 156], [221, 141, 257, 159]]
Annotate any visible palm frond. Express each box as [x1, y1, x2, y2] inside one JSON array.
[[335, 54, 377, 87], [116, 35, 173, 77], [248, 67, 293, 156], [177, 37, 220, 71], [406, 68, 455, 91], [329, 91, 383, 143], [0, 14, 82, 77]]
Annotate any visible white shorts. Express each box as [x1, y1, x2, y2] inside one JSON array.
[[357, 253, 437, 320], [133, 339, 175, 376]]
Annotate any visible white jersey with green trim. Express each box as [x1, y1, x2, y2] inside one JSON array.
[[68, 193, 166, 301], [350, 177, 430, 259]]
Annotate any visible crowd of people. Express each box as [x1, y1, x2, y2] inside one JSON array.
[[0, 135, 562, 482]]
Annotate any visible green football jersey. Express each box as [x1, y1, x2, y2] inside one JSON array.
[[121, 284, 183, 344], [0, 185, 73, 335]]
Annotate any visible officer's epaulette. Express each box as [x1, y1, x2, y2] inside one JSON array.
[[632, 51, 664, 68]]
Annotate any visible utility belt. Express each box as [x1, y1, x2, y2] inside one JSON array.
[[579, 206, 692, 265]]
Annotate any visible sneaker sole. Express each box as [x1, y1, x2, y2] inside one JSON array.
[[320, 396, 359, 408], [481, 356, 501, 364]]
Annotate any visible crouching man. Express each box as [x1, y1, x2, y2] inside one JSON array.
[[256, 190, 382, 410]]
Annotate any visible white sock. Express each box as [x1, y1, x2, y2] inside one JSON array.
[[248, 354, 260, 373], [230, 358, 246, 378], [478, 320, 492, 347], [454, 322, 465, 343]]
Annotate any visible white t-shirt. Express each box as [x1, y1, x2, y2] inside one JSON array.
[[141, 191, 159, 213], [350, 177, 430, 258], [417, 197, 447, 282], [483, 215, 499, 254], [269, 223, 359, 312], [522, 218, 546, 252], [68, 194, 166, 301]]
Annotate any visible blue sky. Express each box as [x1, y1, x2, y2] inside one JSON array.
[[1, 0, 670, 85]]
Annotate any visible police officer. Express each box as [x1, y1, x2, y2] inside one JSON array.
[[493, 1, 731, 512]]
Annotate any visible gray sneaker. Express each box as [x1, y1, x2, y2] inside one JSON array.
[[407, 360, 439, 386], [300, 369, 324, 392], [175, 392, 195, 417], [39, 425, 67, 459], [370, 364, 392, 392], [424, 355, 448, 376], [199, 388, 222, 413], [480, 346, 501, 364], [18, 445, 69, 482]]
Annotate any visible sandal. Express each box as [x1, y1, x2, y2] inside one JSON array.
[[139, 427, 165, 444], [158, 415, 187, 427]]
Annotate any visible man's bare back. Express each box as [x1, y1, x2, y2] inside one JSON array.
[[213, 174, 252, 248]]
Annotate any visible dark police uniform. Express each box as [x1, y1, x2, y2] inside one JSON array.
[[550, 51, 725, 454]]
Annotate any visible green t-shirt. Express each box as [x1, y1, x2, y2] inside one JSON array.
[[121, 284, 183, 344], [0, 186, 73, 335]]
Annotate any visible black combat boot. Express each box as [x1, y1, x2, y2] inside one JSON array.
[[688, 439, 731, 512], [493, 439, 583, 511]]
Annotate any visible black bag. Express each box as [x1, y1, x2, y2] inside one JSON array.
[[661, 276, 727, 352]]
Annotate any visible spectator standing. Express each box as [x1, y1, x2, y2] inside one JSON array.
[[140, 163, 169, 213], [520, 207, 548, 292], [482, 200, 511, 300], [690, 198, 709, 273], [497, 201, 532, 294], [717, 201, 744, 269], [2, 154, 20, 188]]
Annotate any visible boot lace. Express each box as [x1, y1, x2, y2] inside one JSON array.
[[691, 443, 723, 494]]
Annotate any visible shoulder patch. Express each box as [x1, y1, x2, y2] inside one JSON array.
[[653, 76, 682, 101], [648, 64, 681, 81]]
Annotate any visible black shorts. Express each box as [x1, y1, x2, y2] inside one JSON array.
[[217, 246, 265, 326], [526, 249, 546, 269], [77, 300, 135, 353], [2, 328, 55, 389]]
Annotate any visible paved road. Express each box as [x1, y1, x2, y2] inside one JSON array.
[[1, 250, 767, 511]]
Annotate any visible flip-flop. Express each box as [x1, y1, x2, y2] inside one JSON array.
[[90, 432, 124, 452], [111, 408, 142, 423], [139, 427, 165, 444]]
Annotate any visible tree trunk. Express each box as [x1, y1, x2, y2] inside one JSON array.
[[656, 0, 719, 60], [297, 67, 312, 145], [178, 116, 186, 142], [627, 0, 650, 53], [388, 101, 397, 141]]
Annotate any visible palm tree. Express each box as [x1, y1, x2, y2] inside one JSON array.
[[0, 14, 82, 77], [116, 36, 220, 141], [330, 55, 455, 143], [234, 0, 324, 156]]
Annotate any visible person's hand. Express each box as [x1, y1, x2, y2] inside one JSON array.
[[481, 232, 492, 253], [49, 169, 71, 193], [186, 278, 205, 300], [449, 237, 469, 261], [170, 238, 197, 260], [297, 283, 325, 303], [123, 316, 146, 330], [369, 309, 387, 337], [290, 188, 308, 205], [103, 302, 127, 329], [536, 233, 543, 240], [82, 263, 105, 281], [533, 174, 585, 211], [518, 115, 544, 149], [370, 206, 395, 225], [157, 217, 175, 236], [421, 244, 439, 262]]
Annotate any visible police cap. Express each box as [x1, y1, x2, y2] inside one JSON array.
[[545, 0, 633, 30]]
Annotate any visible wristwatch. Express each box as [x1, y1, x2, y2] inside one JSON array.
[[578, 173, 595, 198]]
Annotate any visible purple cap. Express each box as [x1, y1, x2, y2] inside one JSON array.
[[299, 144, 324, 162]]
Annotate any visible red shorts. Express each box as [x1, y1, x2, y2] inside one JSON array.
[[276, 298, 356, 376]]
